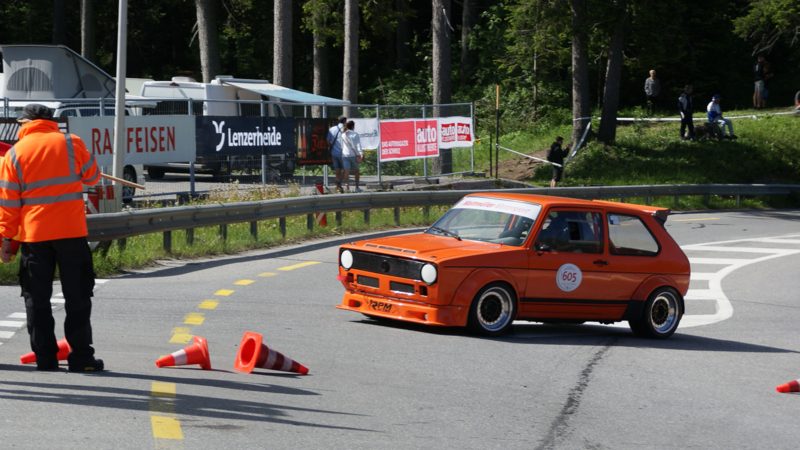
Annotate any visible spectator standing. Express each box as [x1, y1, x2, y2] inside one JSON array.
[[341, 121, 365, 193], [753, 54, 766, 110], [761, 62, 773, 109], [326, 116, 347, 193], [795, 90, 800, 110], [678, 85, 695, 142], [707, 95, 737, 139], [0, 104, 103, 372], [644, 70, 661, 114], [547, 137, 570, 188]]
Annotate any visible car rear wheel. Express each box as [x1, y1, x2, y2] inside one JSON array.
[[122, 166, 136, 203], [468, 282, 516, 337], [630, 287, 682, 339]]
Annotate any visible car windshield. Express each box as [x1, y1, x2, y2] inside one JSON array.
[[426, 197, 542, 246]]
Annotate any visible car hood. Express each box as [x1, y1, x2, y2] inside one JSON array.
[[354, 233, 522, 262]]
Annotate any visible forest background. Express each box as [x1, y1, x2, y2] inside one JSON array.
[[0, 0, 798, 146]]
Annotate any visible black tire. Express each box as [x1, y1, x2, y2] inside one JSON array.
[[467, 282, 517, 336], [280, 157, 296, 178], [147, 166, 165, 180], [122, 166, 136, 203], [629, 287, 682, 339]]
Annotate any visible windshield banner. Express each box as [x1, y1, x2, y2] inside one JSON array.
[[196, 116, 294, 156], [379, 119, 439, 162], [68, 116, 195, 166], [454, 197, 542, 221]]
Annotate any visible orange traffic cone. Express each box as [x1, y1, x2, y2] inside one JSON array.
[[20, 338, 72, 364], [156, 336, 211, 370], [776, 379, 800, 393], [234, 331, 309, 375]]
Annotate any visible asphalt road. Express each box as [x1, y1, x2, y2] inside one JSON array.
[[1, 209, 799, 449]]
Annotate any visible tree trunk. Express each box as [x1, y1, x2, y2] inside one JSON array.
[[194, 0, 222, 84], [598, 21, 625, 143], [396, 0, 410, 72], [53, 0, 67, 45], [432, 0, 452, 175], [273, 0, 292, 88], [569, 0, 591, 146], [343, 0, 359, 118], [312, 32, 329, 118], [80, 0, 95, 62], [460, 0, 476, 82]]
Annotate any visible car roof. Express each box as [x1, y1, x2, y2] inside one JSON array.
[[464, 192, 669, 216]]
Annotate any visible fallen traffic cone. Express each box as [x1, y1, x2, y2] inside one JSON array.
[[234, 331, 309, 375], [20, 338, 72, 364], [156, 336, 211, 370], [776, 379, 800, 393]]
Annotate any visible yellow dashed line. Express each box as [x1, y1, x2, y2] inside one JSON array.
[[234, 279, 255, 286], [258, 272, 277, 277], [169, 327, 193, 344], [183, 313, 205, 325], [214, 289, 235, 296], [150, 382, 184, 446], [277, 261, 321, 271], [198, 300, 218, 309], [673, 218, 719, 222]]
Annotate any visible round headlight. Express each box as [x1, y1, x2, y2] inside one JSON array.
[[420, 263, 437, 285], [340, 250, 353, 270]]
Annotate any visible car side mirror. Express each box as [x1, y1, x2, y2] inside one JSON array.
[[535, 242, 551, 252]]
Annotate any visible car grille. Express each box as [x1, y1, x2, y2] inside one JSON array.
[[349, 250, 424, 281]]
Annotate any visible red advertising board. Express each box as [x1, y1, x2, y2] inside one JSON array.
[[380, 119, 440, 162], [295, 118, 336, 165]]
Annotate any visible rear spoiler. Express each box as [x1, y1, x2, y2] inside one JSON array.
[[591, 199, 671, 226]]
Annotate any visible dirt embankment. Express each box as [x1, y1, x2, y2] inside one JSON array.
[[487, 147, 550, 181]]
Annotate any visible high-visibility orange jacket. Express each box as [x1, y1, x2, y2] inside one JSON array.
[[0, 120, 100, 242]]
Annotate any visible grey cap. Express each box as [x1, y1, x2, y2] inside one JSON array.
[[18, 104, 54, 123]]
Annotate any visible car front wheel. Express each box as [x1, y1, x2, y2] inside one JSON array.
[[467, 282, 516, 336], [630, 287, 682, 339]]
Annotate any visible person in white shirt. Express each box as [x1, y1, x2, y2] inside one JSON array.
[[706, 95, 737, 139], [341, 120, 365, 193]]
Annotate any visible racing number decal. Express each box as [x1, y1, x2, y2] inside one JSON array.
[[368, 300, 392, 313], [556, 263, 582, 292]]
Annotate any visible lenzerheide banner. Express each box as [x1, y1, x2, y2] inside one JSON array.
[[196, 116, 294, 156]]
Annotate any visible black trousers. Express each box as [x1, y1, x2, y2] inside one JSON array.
[[681, 115, 695, 139], [19, 237, 96, 366]]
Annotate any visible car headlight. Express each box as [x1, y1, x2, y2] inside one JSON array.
[[420, 263, 437, 285], [340, 250, 353, 270]]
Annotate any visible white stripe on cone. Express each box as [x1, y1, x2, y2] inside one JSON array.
[[265, 348, 277, 369], [281, 358, 293, 372], [173, 349, 188, 366]]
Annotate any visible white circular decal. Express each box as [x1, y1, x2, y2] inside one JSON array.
[[556, 264, 582, 292]]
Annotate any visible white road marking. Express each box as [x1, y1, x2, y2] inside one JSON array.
[[0, 321, 25, 328], [8, 313, 26, 319], [50, 298, 65, 304], [690, 273, 716, 281], [687, 246, 790, 254], [688, 257, 752, 265], [750, 238, 800, 245], [0, 331, 15, 339]]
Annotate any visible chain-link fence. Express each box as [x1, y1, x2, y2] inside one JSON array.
[[2, 97, 476, 200]]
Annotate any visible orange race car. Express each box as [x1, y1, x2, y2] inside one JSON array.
[[336, 193, 690, 338]]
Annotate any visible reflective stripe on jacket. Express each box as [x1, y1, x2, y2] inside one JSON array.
[[0, 120, 99, 242]]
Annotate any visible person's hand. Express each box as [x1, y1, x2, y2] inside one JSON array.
[[0, 240, 13, 264], [358, 155, 364, 163]]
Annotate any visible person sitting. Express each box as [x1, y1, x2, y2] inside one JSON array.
[[707, 95, 738, 139]]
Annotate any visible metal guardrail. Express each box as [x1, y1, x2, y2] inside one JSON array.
[[86, 184, 800, 242]]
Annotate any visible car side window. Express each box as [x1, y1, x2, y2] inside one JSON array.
[[607, 213, 660, 256], [535, 211, 603, 253]]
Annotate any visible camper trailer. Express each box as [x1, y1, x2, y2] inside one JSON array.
[[138, 76, 349, 179], [0, 44, 145, 201]]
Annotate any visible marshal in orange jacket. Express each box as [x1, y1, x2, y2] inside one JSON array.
[[0, 120, 100, 242]]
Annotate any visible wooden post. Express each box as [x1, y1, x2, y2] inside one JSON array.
[[394, 207, 400, 225], [307, 213, 314, 231], [186, 228, 194, 245], [163, 231, 172, 253], [220, 224, 227, 241], [364, 209, 370, 225], [250, 221, 258, 240], [336, 211, 342, 227], [279, 217, 286, 237]]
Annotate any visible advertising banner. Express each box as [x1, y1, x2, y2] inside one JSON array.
[[437, 116, 474, 149], [0, 118, 69, 145], [68, 116, 195, 166], [351, 118, 380, 150], [196, 116, 294, 156], [379, 119, 440, 162], [295, 118, 336, 165]]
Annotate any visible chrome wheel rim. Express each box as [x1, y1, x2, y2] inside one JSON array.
[[650, 291, 679, 333], [476, 287, 513, 331]]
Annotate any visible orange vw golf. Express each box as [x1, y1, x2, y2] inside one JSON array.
[[336, 193, 690, 338]]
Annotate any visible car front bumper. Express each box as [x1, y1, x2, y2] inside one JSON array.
[[336, 290, 468, 327]]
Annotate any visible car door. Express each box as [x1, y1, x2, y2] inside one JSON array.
[[522, 208, 631, 320]]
